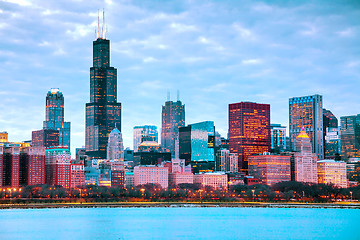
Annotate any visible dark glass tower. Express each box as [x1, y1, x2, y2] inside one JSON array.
[[161, 100, 185, 157], [85, 30, 121, 159], [43, 89, 70, 148]]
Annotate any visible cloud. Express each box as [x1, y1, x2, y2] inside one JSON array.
[[3, 0, 32, 6], [242, 59, 263, 65]]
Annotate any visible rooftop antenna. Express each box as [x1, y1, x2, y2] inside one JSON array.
[[167, 91, 170, 101], [97, 9, 100, 39], [177, 90, 180, 101], [102, 9, 105, 39], [94, 29, 97, 40]]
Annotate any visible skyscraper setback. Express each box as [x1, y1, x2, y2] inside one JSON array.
[[161, 100, 185, 157], [229, 102, 271, 174], [85, 13, 121, 159], [43, 89, 71, 148], [289, 95, 324, 160]]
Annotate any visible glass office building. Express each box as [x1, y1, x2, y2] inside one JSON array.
[[289, 94, 324, 160], [340, 114, 360, 159], [179, 121, 215, 173], [85, 30, 121, 159]]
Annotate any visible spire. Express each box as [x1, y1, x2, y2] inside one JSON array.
[[97, 9, 100, 39], [102, 9, 105, 39]]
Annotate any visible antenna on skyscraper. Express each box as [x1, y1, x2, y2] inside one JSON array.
[[97, 9, 100, 39], [102, 9, 105, 39], [177, 90, 180, 101], [167, 91, 170, 101]]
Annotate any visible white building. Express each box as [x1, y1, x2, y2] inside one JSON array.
[[294, 130, 318, 183], [107, 127, 124, 161], [134, 165, 168, 189], [194, 172, 228, 190], [317, 160, 347, 188]]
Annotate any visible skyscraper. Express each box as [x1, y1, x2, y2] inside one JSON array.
[[293, 130, 318, 183], [85, 13, 121, 159], [323, 109, 340, 158], [229, 102, 270, 174], [289, 94, 324, 159], [133, 125, 158, 152], [161, 100, 185, 157], [340, 114, 360, 159], [43, 89, 71, 149], [270, 124, 286, 152], [179, 121, 215, 172], [107, 127, 124, 161]]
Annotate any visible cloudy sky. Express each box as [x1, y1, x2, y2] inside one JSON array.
[[1, 0, 360, 156]]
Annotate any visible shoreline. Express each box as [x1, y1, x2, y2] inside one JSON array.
[[1, 202, 359, 209]]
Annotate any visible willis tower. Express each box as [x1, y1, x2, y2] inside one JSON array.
[[86, 11, 121, 159]]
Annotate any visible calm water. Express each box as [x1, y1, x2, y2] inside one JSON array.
[[0, 207, 359, 239]]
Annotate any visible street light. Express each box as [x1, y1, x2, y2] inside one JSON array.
[[251, 189, 255, 202], [350, 191, 353, 201], [140, 188, 145, 198]]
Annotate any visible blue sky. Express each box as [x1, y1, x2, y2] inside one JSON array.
[[1, 0, 359, 156]]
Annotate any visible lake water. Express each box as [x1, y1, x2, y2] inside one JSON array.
[[0, 207, 359, 239]]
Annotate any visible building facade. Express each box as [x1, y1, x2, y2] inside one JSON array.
[[161, 100, 185, 157], [215, 149, 238, 173], [317, 160, 347, 188], [70, 163, 85, 188], [45, 147, 71, 188], [229, 102, 270, 174], [293, 131, 318, 183], [32, 129, 59, 148], [0, 143, 20, 187], [340, 114, 360, 160], [179, 121, 215, 173], [289, 94, 324, 159], [248, 153, 291, 186], [107, 127, 124, 161], [43, 88, 71, 148], [134, 165, 169, 189], [270, 124, 286, 152], [20, 146, 45, 186], [85, 26, 121, 159], [133, 125, 158, 152], [193, 172, 228, 190]]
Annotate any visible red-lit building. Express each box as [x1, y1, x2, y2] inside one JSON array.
[[32, 129, 59, 148], [20, 146, 45, 186], [229, 102, 270, 174], [70, 163, 85, 188], [1, 143, 20, 187], [45, 147, 71, 188], [248, 153, 291, 186], [111, 160, 125, 188]]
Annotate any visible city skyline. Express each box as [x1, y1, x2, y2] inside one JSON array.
[[1, 1, 360, 155]]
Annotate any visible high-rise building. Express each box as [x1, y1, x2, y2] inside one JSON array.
[[293, 130, 318, 183], [215, 149, 238, 173], [85, 14, 121, 159], [248, 153, 291, 186], [179, 121, 215, 173], [340, 114, 360, 160], [32, 129, 59, 148], [270, 124, 286, 152], [323, 109, 338, 129], [0, 143, 20, 187], [317, 160, 347, 188], [45, 147, 71, 188], [43, 89, 71, 149], [289, 94, 324, 159], [133, 125, 158, 152], [229, 102, 270, 174], [70, 161, 85, 188], [324, 127, 341, 159], [161, 100, 185, 157], [107, 127, 124, 161], [19, 146, 45, 186]]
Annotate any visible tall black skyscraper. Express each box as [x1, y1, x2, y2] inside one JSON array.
[[43, 88, 70, 148], [85, 12, 121, 159]]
